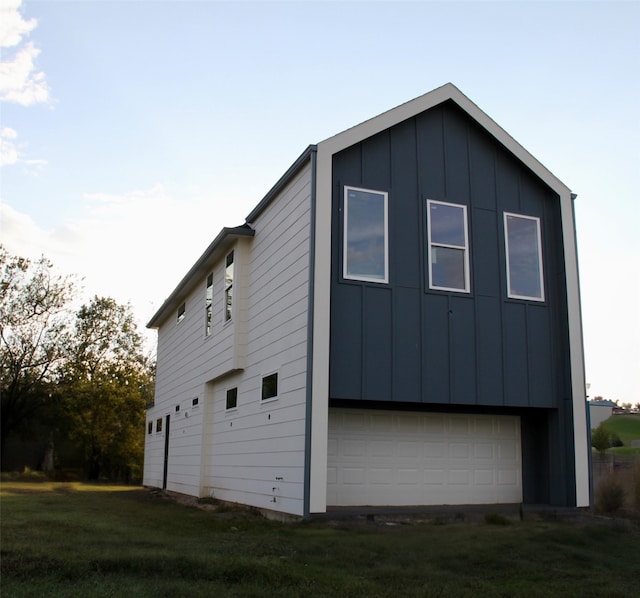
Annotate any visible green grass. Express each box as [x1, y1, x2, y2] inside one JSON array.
[[2, 482, 640, 597], [602, 414, 640, 446]]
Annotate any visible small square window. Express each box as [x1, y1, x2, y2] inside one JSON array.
[[175, 405, 180, 412], [261, 373, 278, 401], [226, 387, 238, 410], [192, 397, 199, 407], [156, 418, 163, 433], [177, 302, 186, 323]]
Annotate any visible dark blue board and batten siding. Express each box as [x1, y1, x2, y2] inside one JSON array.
[[329, 101, 572, 411]]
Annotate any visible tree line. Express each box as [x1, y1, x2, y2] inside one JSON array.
[[0, 246, 154, 481]]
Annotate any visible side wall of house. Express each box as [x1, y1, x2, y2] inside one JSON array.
[[144, 163, 312, 516], [328, 101, 578, 506]]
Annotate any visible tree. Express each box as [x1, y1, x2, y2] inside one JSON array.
[[56, 296, 154, 480], [0, 247, 76, 463], [591, 423, 623, 454]]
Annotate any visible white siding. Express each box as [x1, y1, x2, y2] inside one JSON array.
[[144, 162, 312, 516]]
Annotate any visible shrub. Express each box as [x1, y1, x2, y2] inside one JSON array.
[[591, 423, 623, 453], [595, 472, 625, 515], [484, 513, 511, 526]]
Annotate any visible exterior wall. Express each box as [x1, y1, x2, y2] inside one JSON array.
[[144, 162, 312, 516], [327, 102, 579, 506]]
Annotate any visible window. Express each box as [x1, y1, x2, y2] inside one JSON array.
[[192, 397, 199, 407], [224, 251, 234, 322], [175, 405, 180, 412], [205, 273, 213, 336], [177, 302, 186, 323], [226, 387, 238, 410], [147, 421, 153, 435], [261, 373, 278, 401], [343, 186, 389, 283], [504, 213, 544, 301], [156, 418, 163, 433], [427, 200, 470, 292]]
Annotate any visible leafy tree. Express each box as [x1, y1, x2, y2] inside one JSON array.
[[56, 296, 154, 480], [0, 247, 76, 463]]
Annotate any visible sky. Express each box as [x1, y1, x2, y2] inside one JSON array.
[[1, 0, 638, 405]]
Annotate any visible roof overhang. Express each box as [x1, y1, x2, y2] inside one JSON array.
[[147, 224, 255, 329]]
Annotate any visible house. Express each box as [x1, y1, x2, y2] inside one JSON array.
[[588, 400, 616, 429], [143, 83, 590, 517]]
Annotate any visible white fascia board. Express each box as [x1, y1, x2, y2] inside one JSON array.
[[560, 192, 590, 507]]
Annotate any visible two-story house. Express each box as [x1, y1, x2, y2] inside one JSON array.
[[144, 83, 590, 517]]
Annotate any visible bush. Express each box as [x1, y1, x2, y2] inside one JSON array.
[[591, 423, 623, 453], [595, 472, 626, 515]]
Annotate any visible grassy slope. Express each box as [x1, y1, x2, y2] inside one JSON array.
[[2, 482, 640, 597], [602, 414, 640, 445]]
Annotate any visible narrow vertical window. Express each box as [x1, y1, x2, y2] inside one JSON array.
[[427, 200, 470, 292], [224, 251, 234, 322], [205, 273, 213, 336], [343, 186, 389, 283], [177, 302, 186, 323], [156, 418, 163, 433], [504, 213, 544, 301], [226, 387, 238, 410], [147, 421, 153, 435], [261, 373, 278, 401]]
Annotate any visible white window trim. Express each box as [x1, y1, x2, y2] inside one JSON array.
[[260, 372, 279, 403], [225, 386, 239, 412], [427, 199, 470, 293], [224, 250, 234, 323], [343, 186, 389, 284], [504, 212, 545, 302]]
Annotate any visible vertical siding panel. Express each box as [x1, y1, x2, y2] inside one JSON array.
[[449, 297, 476, 404], [476, 296, 504, 405], [503, 302, 528, 406], [416, 106, 446, 200], [472, 208, 500, 297], [390, 119, 421, 289], [363, 287, 392, 401], [393, 287, 422, 402], [527, 305, 554, 407], [330, 284, 363, 400], [443, 103, 471, 203], [423, 294, 450, 403], [362, 130, 391, 190], [468, 124, 497, 211]]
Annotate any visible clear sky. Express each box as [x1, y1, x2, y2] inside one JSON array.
[[1, 0, 638, 405]]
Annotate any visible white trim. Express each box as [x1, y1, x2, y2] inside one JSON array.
[[426, 199, 470, 293], [343, 186, 389, 284], [503, 212, 545, 302], [560, 192, 590, 507]]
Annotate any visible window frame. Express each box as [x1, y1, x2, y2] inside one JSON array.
[[224, 250, 234, 322], [225, 387, 238, 411], [205, 272, 213, 336], [343, 185, 389, 284], [426, 199, 471, 293], [177, 302, 186, 324], [156, 418, 163, 433], [261, 372, 278, 402], [503, 212, 545, 302]]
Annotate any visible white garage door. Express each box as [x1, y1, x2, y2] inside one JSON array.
[[327, 409, 522, 507]]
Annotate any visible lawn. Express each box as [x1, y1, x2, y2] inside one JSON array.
[[602, 414, 640, 447], [2, 482, 639, 597]]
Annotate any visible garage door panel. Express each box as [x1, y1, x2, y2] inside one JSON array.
[[328, 409, 522, 507]]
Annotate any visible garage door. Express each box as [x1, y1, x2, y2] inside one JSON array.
[[327, 409, 522, 506]]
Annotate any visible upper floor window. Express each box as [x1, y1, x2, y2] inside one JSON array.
[[177, 302, 186, 323], [224, 251, 234, 322], [427, 200, 470, 293], [343, 186, 389, 284], [504, 213, 544, 301], [261, 373, 278, 401], [205, 273, 213, 336]]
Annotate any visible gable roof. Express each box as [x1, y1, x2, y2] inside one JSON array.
[[317, 82, 571, 197], [147, 224, 254, 328], [147, 83, 573, 331]]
